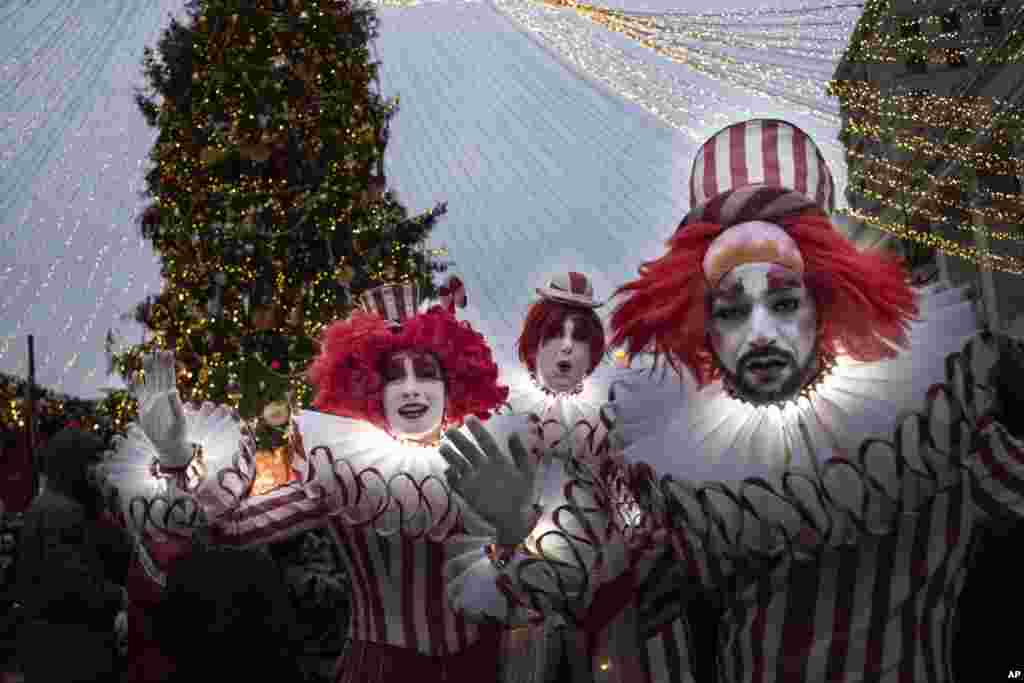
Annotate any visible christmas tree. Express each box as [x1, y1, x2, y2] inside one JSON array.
[[114, 0, 448, 466]]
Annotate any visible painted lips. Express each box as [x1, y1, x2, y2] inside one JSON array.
[[398, 403, 429, 419], [556, 361, 573, 374]]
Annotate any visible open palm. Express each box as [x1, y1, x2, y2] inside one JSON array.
[[440, 417, 540, 546]]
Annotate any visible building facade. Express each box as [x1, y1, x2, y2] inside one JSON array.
[[832, 0, 1024, 333]]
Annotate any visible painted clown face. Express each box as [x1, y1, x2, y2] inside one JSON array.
[[708, 262, 818, 404], [536, 316, 592, 394], [382, 351, 446, 440]]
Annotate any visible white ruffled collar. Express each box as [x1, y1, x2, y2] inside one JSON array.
[[292, 409, 530, 538], [501, 362, 645, 453], [613, 284, 982, 482]]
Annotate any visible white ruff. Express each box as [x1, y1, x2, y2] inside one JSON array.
[[502, 361, 650, 450], [613, 284, 981, 482], [98, 402, 244, 539], [292, 409, 529, 538]]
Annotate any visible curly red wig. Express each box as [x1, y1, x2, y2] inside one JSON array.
[[516, 300, 606, 375], [609, 211, 919, 387], [308, 306, 509, 434]]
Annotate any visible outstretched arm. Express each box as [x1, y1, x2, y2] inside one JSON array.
[[442, 417, 659, 631]]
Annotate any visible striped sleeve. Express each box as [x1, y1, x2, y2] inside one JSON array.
[[948, 333, 1024, 518], [211, 481, 330, 547], [966, 418, 1024, 518], [913, 332, 1024, 520]]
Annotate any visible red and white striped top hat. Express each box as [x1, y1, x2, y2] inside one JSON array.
[[536, 271, 602, 308], [358, 282, 421, 325], [683, 119, 835, 229]]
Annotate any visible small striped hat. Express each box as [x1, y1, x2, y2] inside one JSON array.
[[536, 271, 601, 308], [358, 282, 421, 325], [682, 119, 835, 230]]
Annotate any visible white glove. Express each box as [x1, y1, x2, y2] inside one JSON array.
[[440, 417, 542, 547], [134, 352, 191, 468]]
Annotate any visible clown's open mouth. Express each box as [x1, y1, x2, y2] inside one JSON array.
[[744, 356, 789, 382], [398, 404, 429, 419], [556, 361, 573, 374]]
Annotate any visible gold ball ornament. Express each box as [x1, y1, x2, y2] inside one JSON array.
[[262, 401, 291, 427]]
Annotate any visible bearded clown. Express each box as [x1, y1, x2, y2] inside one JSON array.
[[602, 118, 1024, 683], [99, 281, 554, 683]]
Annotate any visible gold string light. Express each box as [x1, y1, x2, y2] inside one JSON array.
[[842, 207, 1024, 275], [828, 0, 1024, 271]]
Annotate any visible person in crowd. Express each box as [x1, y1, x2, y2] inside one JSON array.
[[157, 543, 303, 681], [15, 427, 133, 683]]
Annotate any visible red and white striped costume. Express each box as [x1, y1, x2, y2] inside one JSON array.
[[202, 410, 536, 682], [617, 333, 1024, 683], [213, 489, 499, 662], [448, 371, 698, 683]]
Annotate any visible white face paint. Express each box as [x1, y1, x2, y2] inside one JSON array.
[[382, 351, 446, 439], [708, 262, 818, 403], [536, 316, 592, 394]]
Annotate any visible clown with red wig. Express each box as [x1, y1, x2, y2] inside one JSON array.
[[503, 271, 622, 457], [98, 281, 569, 682], [441, 272, 665, 682], [593, 119, 1024, 682]]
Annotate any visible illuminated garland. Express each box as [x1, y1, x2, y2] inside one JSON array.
[[841, 208, 1024, 275], [846, 153, 1024, 238], [840, 0, 1024, 65], [0, 371, 136, 442], [828, 81, 1024, 142], [535, 0, 853, 124]]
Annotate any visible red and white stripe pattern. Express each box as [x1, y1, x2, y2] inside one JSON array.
[[555, 272, 591, 298], [536, 271, 601, 308], [439, 275, 467, 314], [684, 119, 835, 229], [643, 617, 696, 683], [654, 411, 1024, 682], [359, 282, 420, 325], [210, 479, 488, 658], [328, 519, 486, 657]]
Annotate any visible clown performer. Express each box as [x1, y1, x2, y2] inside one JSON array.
[[603, 117, 1024, 682], [445, 271, 678, 682], [505, 271, 617, 459], [101, 280, 569, 682], [441, 274, 677, 682]]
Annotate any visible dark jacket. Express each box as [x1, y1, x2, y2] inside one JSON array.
[[14, 428, 133, 682], [159, 545, 303, 681], [16, 489, 129, 627]]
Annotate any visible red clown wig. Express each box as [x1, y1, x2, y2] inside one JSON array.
[[308, 306, 509, 435], [609, 211, 920, 387], [516, 299, 607, 376]]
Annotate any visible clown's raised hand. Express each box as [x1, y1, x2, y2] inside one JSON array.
[[132, 351, 191, 469], [440, 416, 542, 547]]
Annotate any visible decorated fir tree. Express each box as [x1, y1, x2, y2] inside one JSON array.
[[114, 0, 448, 476]]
